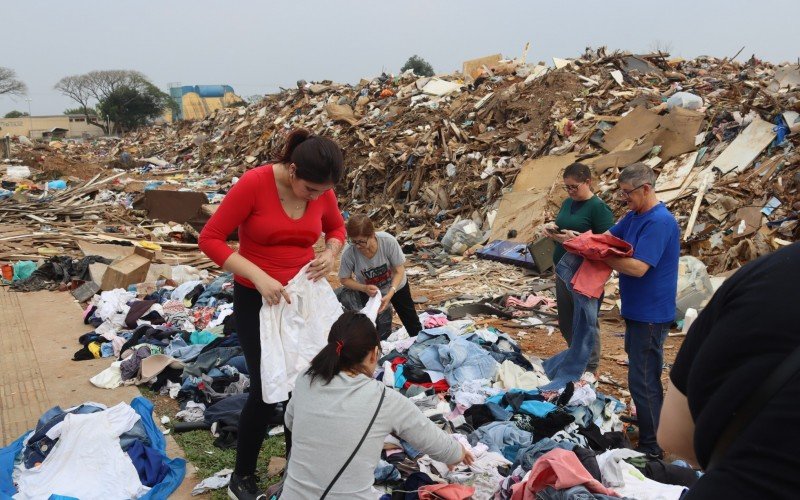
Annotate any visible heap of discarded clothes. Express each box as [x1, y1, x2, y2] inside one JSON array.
[[0, 397, 185, 499], [53, 268, 699, 499]]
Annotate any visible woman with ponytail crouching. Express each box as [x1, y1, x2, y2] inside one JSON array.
[[281, 311, 474, 499]]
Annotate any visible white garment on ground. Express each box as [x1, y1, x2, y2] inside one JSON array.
[[176, 401, 207, 423], [564, 383, 597, 406], [45, 401, 139, 441], [473, 328, 500, 343], [93, 289, 135, 328], [451, 434, 512, 475], [90, 360, 123, 389], [452, 379, 502, 408], [16, 403, 148, 500], [382, 361, 396, 387], [190, 468, 232, 495], [171, 265, 209, 285], [596, 449, 686, 499], [207, 302, 234, 328], [171, 280, 203, 302], [492, 360, 550, 390], [258, 264, 344, 403], [380, 335, 415, 355]]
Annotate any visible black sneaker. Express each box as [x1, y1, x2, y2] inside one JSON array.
[[228, 473, 267, 500]]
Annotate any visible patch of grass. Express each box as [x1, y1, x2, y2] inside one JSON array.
[[175, 430, 285, 499], [138, 386, 286, 499]]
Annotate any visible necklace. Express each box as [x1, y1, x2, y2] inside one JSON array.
[[280, 196, 304, 209]]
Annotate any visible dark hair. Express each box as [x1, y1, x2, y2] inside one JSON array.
[[276, 128, 344, 184], [563, 162, 592, 183], [306, 311, 380, 385], [346, 214, 376, 238]]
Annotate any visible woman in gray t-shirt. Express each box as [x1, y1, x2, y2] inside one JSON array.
[[337, 215, 423, 337], [282, 312, 472, 499]]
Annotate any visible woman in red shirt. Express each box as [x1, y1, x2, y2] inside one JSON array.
[[199, 129, 346, 499]]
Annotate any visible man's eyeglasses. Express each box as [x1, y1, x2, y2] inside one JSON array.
[[349, 238, 369, 247], [563, 183, 582, 191], [617, 184, 649, 199]]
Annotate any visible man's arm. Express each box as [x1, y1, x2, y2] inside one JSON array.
[[658, 380, 698, 467], [604, 256, 650, 278]]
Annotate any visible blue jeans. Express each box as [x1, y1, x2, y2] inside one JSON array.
[[625, 319, 670, 453], [542, 253, 599, 391]]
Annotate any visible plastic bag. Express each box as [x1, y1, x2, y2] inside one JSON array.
[[675, 256, 714, 320], [441, 220, 486, 255], [666, 92, 703, 110]]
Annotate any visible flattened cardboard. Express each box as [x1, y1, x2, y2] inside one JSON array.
[[656, 152, 699, 192], [512, 153, 578, 192], [646, 107, 704, 160], [134, 190, 208, 223], [601, 107, 661, 152], [709, 117, 777, 174], [586, 144, 652, 174], [77, 240, 135, 261], [462, 54, 503, 80]]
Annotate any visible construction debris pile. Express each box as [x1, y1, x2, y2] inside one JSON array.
[[2, 48, 799, 276]]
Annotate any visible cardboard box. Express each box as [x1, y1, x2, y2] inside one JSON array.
[[100, 246, 155, 291]]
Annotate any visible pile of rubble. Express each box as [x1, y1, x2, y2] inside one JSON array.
[[2, 47, 799, 276]]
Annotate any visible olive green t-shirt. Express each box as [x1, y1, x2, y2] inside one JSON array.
[[552, 195, 615, 264]]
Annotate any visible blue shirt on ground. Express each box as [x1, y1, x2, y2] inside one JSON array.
[[609, 202, 680, 323]]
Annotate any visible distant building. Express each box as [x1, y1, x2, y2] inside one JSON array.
[[0, 115, 106, 139], [165, 85, 243, 122]]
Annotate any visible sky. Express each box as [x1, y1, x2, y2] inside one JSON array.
[[2, 0, 798, 116]]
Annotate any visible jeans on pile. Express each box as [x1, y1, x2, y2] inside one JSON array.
[[542, 253, 599, 391], [624, 318, 670, 454]]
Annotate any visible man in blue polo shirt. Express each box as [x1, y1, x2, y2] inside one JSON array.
[[603, 162, 680, 459]]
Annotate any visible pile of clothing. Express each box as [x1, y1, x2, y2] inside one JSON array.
[[372, 321, 700, 499], [0, 397, 185, 499], [55, 265, 700, 498]]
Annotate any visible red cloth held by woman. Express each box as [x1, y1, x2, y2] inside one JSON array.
[[563, 232, 633, 299]]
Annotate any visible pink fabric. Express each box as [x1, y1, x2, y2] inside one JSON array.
[[511, 448, 619, 499], [506, 295, 556, 310], [424, 314, 449, 328], [563, 232, 633, 298], [419, 483, 476, 499]]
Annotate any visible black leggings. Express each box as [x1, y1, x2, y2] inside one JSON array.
[[233, 282, 292, 476]]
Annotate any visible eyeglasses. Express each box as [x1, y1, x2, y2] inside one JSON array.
[[563, 183, 582, 191], [617, 184, 648, 199], [349, 238, 369, 247]]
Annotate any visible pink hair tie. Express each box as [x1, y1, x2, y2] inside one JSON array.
[[335, 340, 344, 356]]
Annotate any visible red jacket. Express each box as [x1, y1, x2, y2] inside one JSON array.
[[563, 232, 633, 298]]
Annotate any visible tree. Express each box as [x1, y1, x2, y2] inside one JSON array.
[[649, 40, 673, 56], [54, 70, 158, 133], [0, 67, 27, 96], [400, 55, 435, 77], [4, 110, 29, 118], [97, 83, 173, 133], [64, 106, 97, 116]]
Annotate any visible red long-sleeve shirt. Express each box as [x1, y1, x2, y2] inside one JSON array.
[[198, 164, 346, 288]]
